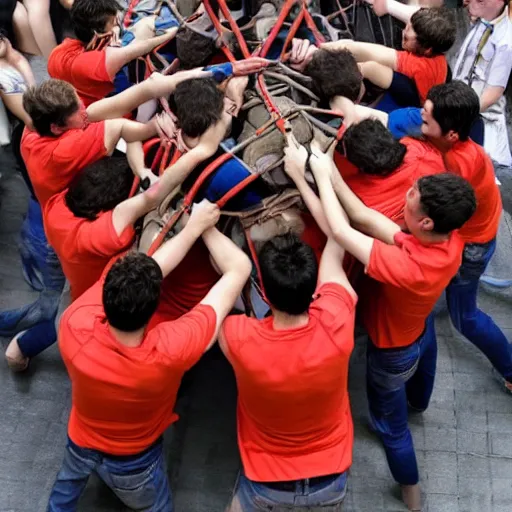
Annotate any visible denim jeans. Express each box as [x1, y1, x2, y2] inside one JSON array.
[[47, 438, 172, 512], [446, 238, 512, 383], [367, 314, 437, 486], [228, 472, 348, 511], [0, 198, 65, 357]]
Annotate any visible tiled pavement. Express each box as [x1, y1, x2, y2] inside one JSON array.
[[1, 39, 512, 512]]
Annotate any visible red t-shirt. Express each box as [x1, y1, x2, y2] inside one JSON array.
[[222, 283, 356, 482], [300, 212, 327, 263], [21, 123, 107, 210], [60, 280, 217, 455], [148, 241, 219, 326], [396, 51, 447, 105], [44, 191, 135, 301], [345, 138, 445, 222], [362, 231, 463, 349], [48, 39, 113, 107], [443, 140, 502, 244]]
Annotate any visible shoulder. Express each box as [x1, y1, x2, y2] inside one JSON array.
[[223, 313, 257, 341], [312, 282, 357, 317]]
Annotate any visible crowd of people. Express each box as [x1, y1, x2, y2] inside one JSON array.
[[0, 0, 511, 511]]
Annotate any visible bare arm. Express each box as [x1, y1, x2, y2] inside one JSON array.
[[104, 118, 158, 155], [200, 227, 252, 350], [365, 0, 419, 22], [126, 141, 156, 183], [322, 40, 398, 69], [480, 86, 505, 113], [87, 69, 209, 122], [105, 28, 178, 79], [5, 42, 36, 86], [318, 238, 356, 299], [330, 96, 389, 128], [0, 92, 32, 126]]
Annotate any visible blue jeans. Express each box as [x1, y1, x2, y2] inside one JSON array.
[[229, 472, 348, 511], [47, 438, 172, 512], [367, 314, 437, 486], [446, 238, 512, 383]]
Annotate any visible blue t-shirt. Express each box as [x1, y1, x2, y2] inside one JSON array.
[[387, 107, 423, 139]]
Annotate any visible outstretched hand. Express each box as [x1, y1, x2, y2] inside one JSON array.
[[283, 129, 308, 181], [309, 138, 337, 182], [233, 57, 271, 76], [288, 38, 317, 71], [364, 0, 389, 17], [187, 200, 221, 233]]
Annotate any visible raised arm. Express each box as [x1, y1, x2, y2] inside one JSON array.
[[365, 0, 419, 23], [152, 200, 220, 278], [321, 40, 397, 69], [283, 130, 332, 237], [103, 118, 158, 155], [330, 96, 389, 128], [5, 39, 36, 86], [200, 227, 252, 350]]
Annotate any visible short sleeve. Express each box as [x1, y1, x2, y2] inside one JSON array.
[[395, 51, 416, 78], [387, 108, 423, 139], [52, 122, 107, 170], [486, 44, 512, 88], [75, 210, 135, 258], [367, 233, 425, 291], [73, 50, 111, 82], [150, 304, 217, 368], [312, 282, 357, 317]]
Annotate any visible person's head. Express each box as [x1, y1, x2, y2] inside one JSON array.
[[71, 0, 122, 44], [466, 0, 507, 21], [103, 252, 163, 332], [343, 119, 407, 175], [404, 173, 476, 237], [403, 7, 456, 55], [259, 234, 318, 316], [422, 81, 480, 143], [23, 79, 87, 137], [65, 157, 134, 220], [173, 77, 225, 138], [305, 48, 363, 102]]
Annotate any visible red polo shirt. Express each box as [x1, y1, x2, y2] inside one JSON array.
[[222, 282, 356, 482]]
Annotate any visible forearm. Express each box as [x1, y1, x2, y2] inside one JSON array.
[[294, 176, 332, 237], [153, 224, 203, 277], [126, 141, 146, 178], [360, 61, 394, 89], [387, 0, 419, 23], [11, 54, 36, 86], [480, 86, 504, 112], [330, 96, 358, 127], [120, 119, 157, 143], [324, 40, 397, 68], [201, 227, 250, 275]]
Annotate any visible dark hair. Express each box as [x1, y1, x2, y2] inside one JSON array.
[[305, 48, 362, 102], [176, 26, 217, 69], [259, 234, 318, 315], [174, 78, 224, 138], [410, 7, 456, 55], [344, 119, 407, 175], [103, 252, 163, 331], [417, 173, 476, 234], [71, 0, 122, 44], [23, 80, 80, 137], [65, 157, 134, 220], [427, 81, 480, 141]]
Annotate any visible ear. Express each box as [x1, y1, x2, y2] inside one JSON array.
[[421, 217, 435, 232], [446, 130, 460, 143]]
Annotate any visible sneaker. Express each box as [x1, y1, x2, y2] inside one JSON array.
[[5, 330, 29, 372]]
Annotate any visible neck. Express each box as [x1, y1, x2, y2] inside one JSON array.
[[482, 4, 505, 22], [413, 229, 450, 245], [109, 324, 145, 347], [182, 134, 200, 150], [426, 135, 454, 153], [272, 309, 310, 330]]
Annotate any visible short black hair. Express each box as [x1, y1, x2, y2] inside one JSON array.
[[174, 78, 224, 138], [344, 119, 407, 175], [411, 7, 456, 55], [259, 234, 318, 315], [427, 81, 480, 141], [103, 252, 163, 332], [65, 157, 134, 220], [71, 0, 122, 44], [305, 48, 362, 102], [417, 173, 476, 234]]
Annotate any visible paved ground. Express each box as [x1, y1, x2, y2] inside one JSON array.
[[1, 14, 512, 510]]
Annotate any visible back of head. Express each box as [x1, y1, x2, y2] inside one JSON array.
[[23, 79, 79, 137], [418, 173, 476, 234], [103, 252, 163, 332], [65, 156, 134, 220], [259, 234, 318, 315], [344, 119, 407, 175], [176, 26, 217, 69], [174, 77, 224, 138], [427, 81, 480, 141], [71, 0, 122, 44], [305, 48, 362, 102], [411, 7, 456, 55]]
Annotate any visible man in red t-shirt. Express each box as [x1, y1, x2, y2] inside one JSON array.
[[417, 81, 512, 393], [47, 200, 252, 511], [308, 139, 476, 510], [319, 6, 455, 110], [222, 232, 356, 511]]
